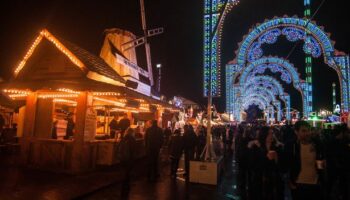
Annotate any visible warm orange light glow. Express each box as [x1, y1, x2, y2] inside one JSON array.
[[53, 98, 77, 106], [14, 29, 85, 76], [3, 89, 31, 95], [140, 103, 149, 107], [110, 108, 139, 113], [57, 88, 80, 94], [93, 92, 121, 96], [93, 97, 126, 107], [38, 94, 79, 99], [8, 94, 29, 99]]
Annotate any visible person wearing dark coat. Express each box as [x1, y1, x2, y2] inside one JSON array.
[[118, 113, 131, 138], [235, 126, 252, 200], [163, 126, 172, 146], [325, 124, 350, 200], [183, 124, 198, 179], [248, 126, 284, 200], [145, 120, 164, 181], [64, 114, 74, 140], [109, 115, 119, 138], [196, 126, 206, 160], [168, 129, 184, 179], [119, 128, 137, 197]]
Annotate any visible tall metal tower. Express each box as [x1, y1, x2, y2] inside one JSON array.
[[304, 0, 313, 113]]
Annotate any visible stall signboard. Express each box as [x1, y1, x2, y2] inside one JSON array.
[[84, 107, 97, 142], [115, 54, 149, 78]]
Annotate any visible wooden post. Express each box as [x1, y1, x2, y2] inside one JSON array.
[[71, 91, 89, 173], [20, 92, 38, 165]]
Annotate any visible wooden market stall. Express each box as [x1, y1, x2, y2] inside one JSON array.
[[1, 29, 178, 173]]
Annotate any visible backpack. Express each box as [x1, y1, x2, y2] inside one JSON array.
[[117, 138, 131, 162]]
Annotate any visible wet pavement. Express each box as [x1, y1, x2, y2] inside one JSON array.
[[0, 152, 148, 200], [1, 150, 241, 200], [82, 153, 241, 200]]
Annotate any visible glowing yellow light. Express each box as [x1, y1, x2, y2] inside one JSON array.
[[93, 97, 126, 107], [38, 94, 79, 99], [14, 29, 85, 76], [57, 88, 80, 94], [53, 98, 77, 106], [92, 92, 121, 96], [8, 94, 29, 99], [3, 89, 31, 95]]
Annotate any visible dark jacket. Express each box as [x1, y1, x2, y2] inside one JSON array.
[[145, 125, 164, 153], [168, 134, 184, 159], [118, 133, 137, 163], [183, 130, 198, 151], [118, 118, 131, 133], [235, 133, 251, 166], [109, 119, 119, 130]]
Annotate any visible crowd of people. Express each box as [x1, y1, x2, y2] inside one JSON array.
[[234, 121, 350, 200], [114, 117, 349, 200]]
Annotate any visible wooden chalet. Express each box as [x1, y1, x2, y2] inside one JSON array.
[[0, 29, 178, 173]]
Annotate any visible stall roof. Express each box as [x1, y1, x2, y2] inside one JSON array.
[[3, 29, 177, 110], [0, 79, 178, 110], [59, 38, 126, 84], [13, 29, 125, 85]]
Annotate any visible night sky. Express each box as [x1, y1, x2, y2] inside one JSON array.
[[0, 0, 349, 113]]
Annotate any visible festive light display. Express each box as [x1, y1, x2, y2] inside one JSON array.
[[334, 56, 350, 111], [282, 27, 305, 42], [57, 88, 81, 94], [247, 64, 292, 84], [235, 17, 335, 66], [92, 92, 121, 96], [38, 94, 79, 99], [228, 17, 350, 117], [241, 98, 267, 110], [304, 0, 314, 112], [3, 89, 31, 95], [14, 29, 85, 76], [53, 98, 77, 106], [239, 57, 302, 89], [93, 97, 126, 107], [208, 7, 350, 118], [243, 76, 291, 120], [203, 0, 240, 96], [227, 57, 316, 118], [8, 94, 29, 99]]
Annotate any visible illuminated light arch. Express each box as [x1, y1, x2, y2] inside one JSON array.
[[204, 3, 350, 117], [227, 57, 311, 118], [241, 98, 267, 110], [243, 76, 284, 96], [237, 86, 277, 120], [240, 93, 281, 123], [234, 17, 335, 66], [227, 17, 350, 116], [239, 57, 302, 89], [243, 75, 291, 120]]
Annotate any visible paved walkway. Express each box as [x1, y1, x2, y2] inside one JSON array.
[[0, 150, 241, 200], [82, 153, 240, 200], [0, 152, 147, 200]]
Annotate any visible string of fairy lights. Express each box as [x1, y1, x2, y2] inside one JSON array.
[[2, 88, 178, 113]]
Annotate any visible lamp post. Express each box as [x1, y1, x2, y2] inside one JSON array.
[[156, 64, 161, 93]]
